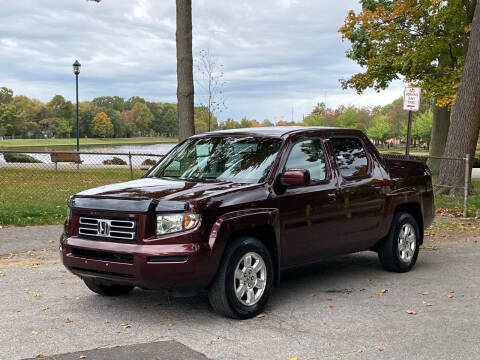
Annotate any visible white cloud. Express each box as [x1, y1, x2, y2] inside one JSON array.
[[0, 0, 401, 122]]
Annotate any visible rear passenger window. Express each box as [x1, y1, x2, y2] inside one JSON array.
[[330, 137, 369, 178], [285, 139, 327, 182]]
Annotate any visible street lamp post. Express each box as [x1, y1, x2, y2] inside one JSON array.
[[73, 60, 81, 170]]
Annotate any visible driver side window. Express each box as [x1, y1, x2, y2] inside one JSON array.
[[285, 139, 327, 183]]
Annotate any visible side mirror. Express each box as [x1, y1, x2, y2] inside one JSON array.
[[282, 169, 310, 186]]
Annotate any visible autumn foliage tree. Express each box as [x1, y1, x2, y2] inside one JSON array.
[[436, 1, 480, 195], [339, 0, 476, 173], [92, 111, 114, 138]]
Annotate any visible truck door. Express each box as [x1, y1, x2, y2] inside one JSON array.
[[329, 136, 385, 252], [274, 137, 342, 267]]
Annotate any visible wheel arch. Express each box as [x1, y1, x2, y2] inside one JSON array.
[[207, 209, 281, 287]]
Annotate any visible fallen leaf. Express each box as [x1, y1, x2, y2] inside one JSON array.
[[325, 298, 333, 301], [378, 348, 384, 352], [421, 291, 430, 295], [238, 321, 245, 326], [376, 289, 388, 296], [40, 306, 49, 311], [33, 292, 40, 298], [309, 293, 316, 297], [423, 301, 433, 307], [329, 304, 335, 309], [12, 309, 21, 313], [79, 356, 87, 359], [168, 322, 174, 327], [406, 310, 417, 315], [447, 292, 454, 299], [256, 313, 265, 318], [290, 358, 298, 360], [32, 330, 39, 335], [120, 323, 131, 328], [35, 353, 45, 358], [148, 333, 153, 337], [66, 318, 73, 323]]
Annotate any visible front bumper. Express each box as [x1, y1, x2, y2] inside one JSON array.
[[61, 235, 215, 289]]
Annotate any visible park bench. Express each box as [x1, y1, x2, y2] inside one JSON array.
[[50, 151, 82, 170]]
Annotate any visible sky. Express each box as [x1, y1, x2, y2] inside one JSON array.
[[0, 0, 405, 123]]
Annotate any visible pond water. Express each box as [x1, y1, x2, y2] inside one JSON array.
[[0, 143, 177, 165]]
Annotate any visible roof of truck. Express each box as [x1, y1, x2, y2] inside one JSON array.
[[194, 126, 346, 138]]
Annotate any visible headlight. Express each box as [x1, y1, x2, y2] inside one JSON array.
[[156, 213, 200, 235]]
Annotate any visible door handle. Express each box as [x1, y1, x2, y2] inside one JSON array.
[[327, 193, 336, 202]]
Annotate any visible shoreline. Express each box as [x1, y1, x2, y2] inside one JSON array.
[[0, 137, 178, 149]]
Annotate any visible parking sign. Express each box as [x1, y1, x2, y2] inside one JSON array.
[[403, 87, 421, 111]]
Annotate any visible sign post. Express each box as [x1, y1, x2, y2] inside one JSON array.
[[403, 87, 421, 157]]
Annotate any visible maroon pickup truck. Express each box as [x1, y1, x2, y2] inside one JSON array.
[[61, 127, 434, 318]]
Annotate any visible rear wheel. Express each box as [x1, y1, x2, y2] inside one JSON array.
[[83, 278, 134, 296], [208, 236, 273, 319], [378, 212, 420, 273]]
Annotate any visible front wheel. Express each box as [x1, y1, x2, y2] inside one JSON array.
[[83, 278, 135, 296], [208, 236, 273, 319], [378, 212, 420, 272]]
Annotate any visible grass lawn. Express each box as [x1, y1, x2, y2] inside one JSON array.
[[434, 179, 480, 217], [378, 147, 430, 156], [0, 168, 146, 227], [0, 136, 177, 148], [1, 168, 479, 227]]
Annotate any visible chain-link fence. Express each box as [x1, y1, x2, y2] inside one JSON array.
[[0, 149, 474, 226], [0, 150, 164, 226]]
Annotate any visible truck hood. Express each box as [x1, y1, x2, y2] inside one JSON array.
[[76, 177, 250, 203]]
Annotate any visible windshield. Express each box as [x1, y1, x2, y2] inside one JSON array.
[[148, 136, 283, 183]]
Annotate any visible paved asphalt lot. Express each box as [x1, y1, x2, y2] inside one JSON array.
[[0, 225, 479, 360]]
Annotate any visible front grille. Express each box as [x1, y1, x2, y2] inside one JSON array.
[[72, 248, 134, 263], [78, 216, 137, 243]]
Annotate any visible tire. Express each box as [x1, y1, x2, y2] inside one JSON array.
[[208, 236, 274, 319], [378, 212, 420, 273], [83, 278, 135, 296]]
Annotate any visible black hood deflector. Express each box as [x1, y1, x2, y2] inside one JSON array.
[[70, 195, 189, 214]]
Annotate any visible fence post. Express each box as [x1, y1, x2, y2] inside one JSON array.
[[128, 152, 133, 180], [464, 153, 469, 218]]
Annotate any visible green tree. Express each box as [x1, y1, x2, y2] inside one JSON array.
[[162, 107, 178, 137], [0, 87, 13, 104], [46, 95, 74, 120], [411, 110, 433, 147], [124, 96, 145, 110], [336, 108, 358, 128], [132, 102, 154, 136], [78, 101, 95, 138], [91, 96, 125, 112], [224, 118, 240, 129], [367, 115, 391, 145], [262, 119, 274, 127], [194, 105, 217, 134], [56, 119, 72, 138], [92, 111, 114, 138]]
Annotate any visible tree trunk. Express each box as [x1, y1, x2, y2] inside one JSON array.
[[176, 0, 195, 142], [427, 101, 450, 175], [436, 2, 480, 196]]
